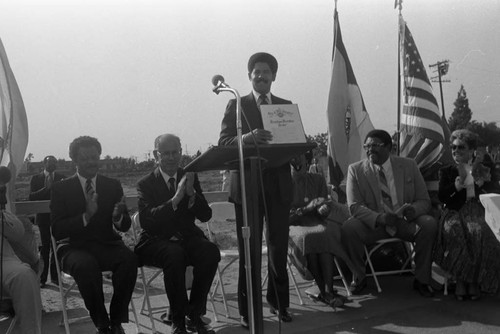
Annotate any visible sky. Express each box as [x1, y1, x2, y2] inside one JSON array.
[[0, 0, 499, 162]]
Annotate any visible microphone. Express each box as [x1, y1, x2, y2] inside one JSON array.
[[0, 166, 10, 209], [211, 74, 230, 94]]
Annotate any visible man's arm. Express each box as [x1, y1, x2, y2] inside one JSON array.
[[218, 99, 238, 146], [187, 173, 212, 223], [346, 163, 380, 229], [406, 158, 431, 217], [50, 181, 87, 241], [29, 175, 50, 201]]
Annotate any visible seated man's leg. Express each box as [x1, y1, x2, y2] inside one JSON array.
[[2, 260, 42, 334], [98, 244, 138, 326], [138, 239, 189, 325], [341, 217, 388, 282], [397, 215, 437, 284], [184, 236, 221, 318], [61, 247, 109, 328]]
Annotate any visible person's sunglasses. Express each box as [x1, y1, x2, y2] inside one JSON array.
[[450, 144, 466, 151]]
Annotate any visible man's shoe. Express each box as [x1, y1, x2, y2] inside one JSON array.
[[269, 307, 292, 322], [171, 321, 188, 334], [413, 279, 434, 298], [186, 316, 215, 334], [96, 327, 110, 334], [160, 311, 173, 324], [240, 316, 249, 329], [110, 324, 125, 334], [349, 277, 367, 295], [51, 279, 59, 286], [40, 282, 47, 289]]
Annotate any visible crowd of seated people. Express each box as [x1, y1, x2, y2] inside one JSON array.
[[7, 127, 500, 334]]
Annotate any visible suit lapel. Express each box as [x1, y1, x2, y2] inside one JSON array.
[[363, 160, 381, 205], [391, 157, 405, 207]]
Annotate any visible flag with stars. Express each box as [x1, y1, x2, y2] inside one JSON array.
[[399, 17, 450, 177], [326, 8, 374, 202]]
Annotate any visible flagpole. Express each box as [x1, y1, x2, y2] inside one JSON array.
[[396, 0, 403, 155]]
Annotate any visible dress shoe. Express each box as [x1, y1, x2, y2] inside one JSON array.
[[468, 282, 481, 301], [413, 279, 434, 298], [349, 277, 367, 294], [160, 311, 173, 324], [40, 282, 47, 289], [186, 316, 215, 334], [51, 279, 59, 286], [269, 307, 292, 322], [96, 327, 110, 334], [455, 280, 466, 301], [171, 321, 188, 334], [240, 316, 249, 329], [110, 324, 125, 334]]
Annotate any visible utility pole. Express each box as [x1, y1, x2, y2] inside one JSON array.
[[429, 60, 450, 119]]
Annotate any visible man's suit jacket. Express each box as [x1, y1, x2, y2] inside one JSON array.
[[50, 174, 131, 246], [346, 156, 431, 230], [218, 92, 293, 205], [136, 167, 211, 248], [29, 171, 65, 224]]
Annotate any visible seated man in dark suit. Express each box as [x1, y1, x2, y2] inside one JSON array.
[[50, 136, 138, 334], [29, 155, 65, 288], [342, 129, 437, 297], [135, 133, 220, 334]]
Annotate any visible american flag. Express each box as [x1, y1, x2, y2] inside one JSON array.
[[398, 17, 450, 176]]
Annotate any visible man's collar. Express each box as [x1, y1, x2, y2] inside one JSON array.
[[159, 167, 177, 180], [252, 90, 271, 102]]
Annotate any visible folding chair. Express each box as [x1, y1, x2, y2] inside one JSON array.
[[0, 302, 17, 334], [131, 212, 218, 329], [51, 235, 140, 334], [364, 238, 414, 293]]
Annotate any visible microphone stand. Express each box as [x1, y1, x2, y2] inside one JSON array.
[[214, 83, 256, 334]]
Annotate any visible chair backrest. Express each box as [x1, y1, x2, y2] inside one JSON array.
[[206, 202, 235, 243], [130, 212, 141, 244]]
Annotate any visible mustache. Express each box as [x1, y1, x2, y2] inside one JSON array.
[[256, 78, 268, 83]]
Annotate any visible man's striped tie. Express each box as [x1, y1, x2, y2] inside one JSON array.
[[378, 166, 396, 236], [85, 178, 93, 196]]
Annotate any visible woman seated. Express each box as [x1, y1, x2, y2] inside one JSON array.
[[288, 152, 354, 308], [434, 129, 500, 301]]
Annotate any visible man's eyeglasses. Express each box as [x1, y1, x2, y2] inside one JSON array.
[[363, 143, 386, 150], [450, 144, 466, 151], [157, 150, 181, 157]]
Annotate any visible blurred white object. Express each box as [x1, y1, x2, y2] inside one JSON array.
[[479, 193, 500, 242]]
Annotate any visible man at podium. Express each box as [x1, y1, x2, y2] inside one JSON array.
[[218, 52, 293, 326]]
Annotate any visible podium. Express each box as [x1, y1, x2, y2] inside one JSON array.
[[186, 143, 315, 333]]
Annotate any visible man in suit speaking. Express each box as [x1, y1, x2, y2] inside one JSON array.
[[342, 129, 437, 297], [218, 52, 293, 326]]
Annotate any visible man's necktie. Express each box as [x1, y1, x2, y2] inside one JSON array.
[[258, 94, 268, 106], [168, 177, 176, 196], [85, 178, 93, 196], [378, 166, 396, 236]]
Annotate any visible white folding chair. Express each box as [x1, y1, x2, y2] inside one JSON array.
[[205, 202, 239, 318], [131, 212, 218, 328], [364, 238, 414, 293], [0, 303, 17, 334], [51, 234, 140, 334]]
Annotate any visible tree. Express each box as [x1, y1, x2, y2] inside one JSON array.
[[306, 132, 328, 157], [448, 84, 472, 131], [467, 120, 500, 147]]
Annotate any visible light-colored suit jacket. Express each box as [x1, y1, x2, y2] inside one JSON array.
[[346, 156, 431, 230]]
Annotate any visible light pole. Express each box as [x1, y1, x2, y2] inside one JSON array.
[[429, 60, 450, 118]]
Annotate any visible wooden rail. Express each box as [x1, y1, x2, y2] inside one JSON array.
[[14, 191, 229, 215]]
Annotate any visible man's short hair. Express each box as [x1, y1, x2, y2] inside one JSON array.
[[154, 134, 181, 150], [43, 155, 56, 163], [248, 52, 278, 74], [365, 129, 393, 147], [69, 136, 102, 161]]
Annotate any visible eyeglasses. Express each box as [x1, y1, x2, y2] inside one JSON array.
[[363, 143, 386, 150], [157, 150, 181, 157], [450, 144, 466, 151]]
